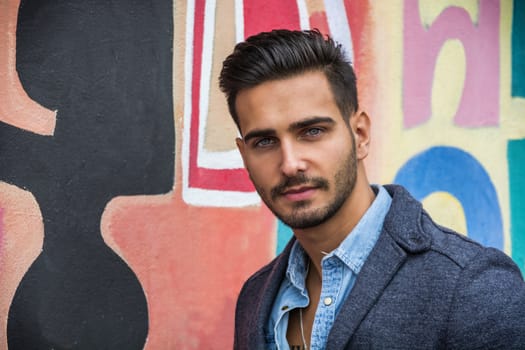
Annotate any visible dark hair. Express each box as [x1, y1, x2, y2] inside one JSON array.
[[219, 29, 358, 131]]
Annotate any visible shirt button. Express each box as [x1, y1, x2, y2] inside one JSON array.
[[323, 297, 333, 306]]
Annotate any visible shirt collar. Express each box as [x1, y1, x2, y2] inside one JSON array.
[[331, 185, 392, 274], [285, 185, 392, 286], [286, 242, 309, 292]]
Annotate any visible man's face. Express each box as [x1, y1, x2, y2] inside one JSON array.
[[235, 70, 358, 229]]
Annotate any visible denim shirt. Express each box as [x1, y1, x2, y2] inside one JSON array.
[[268, 185, 392, 350]]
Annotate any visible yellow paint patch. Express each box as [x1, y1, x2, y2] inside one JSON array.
[[432, 39, 466, 123], [419, 0, 479, 26], [422, 191, 467, 236]]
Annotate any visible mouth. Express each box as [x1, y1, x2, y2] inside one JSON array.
[[271, 175, 329, 202], [281, 186, 318, 202]]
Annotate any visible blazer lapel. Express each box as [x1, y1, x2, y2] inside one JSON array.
[[326, 185, 431, 349], [247, 239, 295, 349], [326, 231, 407, 349]]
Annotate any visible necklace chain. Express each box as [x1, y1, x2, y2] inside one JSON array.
[[299, 308, 308, 350], [299, 258, 310, 350]]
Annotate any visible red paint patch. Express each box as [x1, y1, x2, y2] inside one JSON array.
[[343, 0, 370, 75], [309, 11, 330, 36], [243, 0, 301, 37]]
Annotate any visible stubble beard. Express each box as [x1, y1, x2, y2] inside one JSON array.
[[254, 144, 358, 230]]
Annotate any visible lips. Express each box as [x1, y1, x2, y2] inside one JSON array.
[[281, 186, 318, 201], [271, 175, 329, 201]]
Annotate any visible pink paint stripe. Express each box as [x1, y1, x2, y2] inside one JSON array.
[[403, 0, 500, 128], [0, 207, 3, 258]]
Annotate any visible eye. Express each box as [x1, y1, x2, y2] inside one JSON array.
[[302, 127, 324, 138], [253, 137, 276, 148]]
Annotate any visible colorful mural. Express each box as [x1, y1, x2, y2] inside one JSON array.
[[0, 0, 523, 349]]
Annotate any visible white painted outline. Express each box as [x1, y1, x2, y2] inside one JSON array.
[[182, 0, 260, 207], [181, 0, 354, 207], [297, 0, 309, 29], [325, 0, 354, 62]]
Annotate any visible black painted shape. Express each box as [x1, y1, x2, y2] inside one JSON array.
[[4, 0, 174, 348]]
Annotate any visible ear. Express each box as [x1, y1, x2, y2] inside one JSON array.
[[350, 110, 371, 161], [235, 137, 248, 168]]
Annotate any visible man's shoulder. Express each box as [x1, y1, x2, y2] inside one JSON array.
[[384, 184, 517, 271], [405, 200, 520, 279], [428, 220, 525, 348], [422, 211, 489, 266]]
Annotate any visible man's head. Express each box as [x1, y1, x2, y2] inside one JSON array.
[[219, 29, 358, 132], [218, 30, 371, 231]]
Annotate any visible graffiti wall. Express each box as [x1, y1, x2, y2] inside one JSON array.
[[0, 0, 523, 348]]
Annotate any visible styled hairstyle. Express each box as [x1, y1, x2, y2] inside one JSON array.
[[219, 29, 358, 131]]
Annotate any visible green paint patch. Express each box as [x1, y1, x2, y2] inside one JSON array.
[[509, 139, 525, 274], [276, 220, 293, 255]]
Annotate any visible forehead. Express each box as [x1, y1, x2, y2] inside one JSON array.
[[235, 71, 341, 135]]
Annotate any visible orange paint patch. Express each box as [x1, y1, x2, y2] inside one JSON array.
[[102, 189, 275, 348], [0, 0, 56, 136], [0, 183, 44, 350], [309, 11, 330, 35]]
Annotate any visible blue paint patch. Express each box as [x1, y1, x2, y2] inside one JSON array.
[[394, 146, 503, 249], [512, 0, 525, 97], [276, 220, 294, 254]]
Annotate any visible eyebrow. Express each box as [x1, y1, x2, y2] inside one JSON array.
[[288, 116, 335, 131], [242, 116, 336, 144], [242, 128, 276, 144]]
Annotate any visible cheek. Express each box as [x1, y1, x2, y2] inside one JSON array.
[[323, 138, 351, 162], [325, 140, 354, 173], [245, 159, 272, 185]]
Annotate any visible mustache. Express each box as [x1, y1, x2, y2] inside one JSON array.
[[271, 173, 329, 200]]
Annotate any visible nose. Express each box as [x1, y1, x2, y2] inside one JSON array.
[[279, 140, 307, 177]]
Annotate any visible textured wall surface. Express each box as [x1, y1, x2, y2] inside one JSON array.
[[0, 0, 523, 348]]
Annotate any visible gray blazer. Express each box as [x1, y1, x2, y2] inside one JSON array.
[[234, 185, 525, 349]]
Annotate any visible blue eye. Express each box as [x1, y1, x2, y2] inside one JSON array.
[[304, 127, 323, 137], [254, 137, 275, 148]]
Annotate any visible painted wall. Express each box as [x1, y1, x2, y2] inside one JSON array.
[[0, 0, 523, 348]]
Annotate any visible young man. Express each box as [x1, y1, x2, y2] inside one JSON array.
[[219, 29, 525, 349]]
